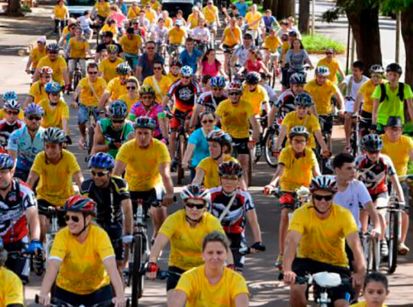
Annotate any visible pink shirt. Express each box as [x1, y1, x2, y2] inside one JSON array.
[[245, 59, 265, 73], [201, 60, 221, 77]]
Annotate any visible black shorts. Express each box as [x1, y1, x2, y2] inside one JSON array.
[[4, 240, 30, 283], [52, 284, 113, 306], [319, 115, 333, 135], [281, 67, 289, 88], [227, 233, 247, 271], [292, 258, 353, 303], [166, 266, 185, 291], [232, 137, 250, 155], [359, 110, 372, 133], [37, 199, 66, 227], [100, 223, 124, 261], [130, 188, 164, 215]]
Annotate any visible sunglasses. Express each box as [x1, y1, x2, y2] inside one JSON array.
[[126, 86, 136, 90], [313, 194, 333, 201], [153, 67, 162, 70], [292, 139, 306, 144], [28, 116, 41, 121], [88, 71, 98, 75], [48, 52, 58, 55], [112, 119, 124, 124], [202, 119, 214, 124], [228, 92, 241, 96], [65, 215, 80, 223], [50, 92, 60, 96], [186, 203, 206, 210], [141, 96, 153, 100], [146, 47, 155, 50], [6, 110, 19, 115], [91, 170, 109, 177]]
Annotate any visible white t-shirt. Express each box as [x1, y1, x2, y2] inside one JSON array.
[[343, 75, 369, 100], [333, 179, 372, 229]]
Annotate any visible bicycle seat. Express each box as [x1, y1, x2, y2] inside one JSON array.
[[312, 272, 342, 288]]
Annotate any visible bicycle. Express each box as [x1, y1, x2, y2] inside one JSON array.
[[45, 206, 60, 261], [84, 107, 104, 160], [35, 294, 117, 307], [349, 114, 360, 157], [316, 115, 333, 175], [361, 230, 380, 272]]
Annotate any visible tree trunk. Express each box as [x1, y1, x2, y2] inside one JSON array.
[[298, 0, 310, 34], [345, 5, 382, 73], [272, 0, 294, 20], [263, 0, 272, 11], [6, 0, 24, 16], [270, 0, 279, 18], [401, 5, 413, 87]]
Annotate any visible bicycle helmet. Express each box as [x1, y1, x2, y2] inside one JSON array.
[[134, 116, 156, 130], [245, 71, 261, 85], [226, 81, 242, 92], [362, 133, 383, 152], [180, 65, 193, 77], [46, 43, 59, 53], [207, 130, 232, 148], [108, 100, 128, 119], [180, 184, 210, 204], [289, 125, 310, 140], [0, 153, 14, 170], [310, 175, 337, 193], [42, 127, 66, 144], [210, 76, 226, 89], [106, 44, 119, 54], [24, 103, 44, 117], [2, 91, 17, 101], [218, 161, 243, 178], [88, 152, 115, 170], [3, 99, 21, 111], [116, 62, 132, 75], [39, 66, 53, 76], [45, 81, 62, 94], [386, 63, 402, 75], [63, 195, 96, 216], [139, 85, 155, 97], [294, 92, 313, 108], [289, 73, 306, 85], [369, 64, 385, 75], [315, 66, 330, 77]]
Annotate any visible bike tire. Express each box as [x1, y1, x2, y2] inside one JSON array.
[[387, 211, 399, 274], [73, 71, 81, 91], [86, 124, 94, 155], [177, 134, 186, 185], [247, 150, 253, 186], [132, 234, 144, 307], [264, 130, 278, 168], [372, 236, 381, 272]]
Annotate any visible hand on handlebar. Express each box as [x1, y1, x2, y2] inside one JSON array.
[[37, 293, 50, 306], [263, 185, 274, 195], [321, 149, 331, 159], [146, 262, 159, 280], [161, 194, 174, 207], [112, 296, 127, 307], [352, 271, 365, 289], [283, 270, 297, 285]]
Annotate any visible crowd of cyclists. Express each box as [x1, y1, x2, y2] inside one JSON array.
[[0, 0, 412, 306]]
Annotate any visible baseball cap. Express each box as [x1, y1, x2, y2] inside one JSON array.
[[385, 116, 402, 128], [37, 36, 47, 44]]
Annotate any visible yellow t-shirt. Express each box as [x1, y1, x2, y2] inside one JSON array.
[[281, 111, 321, 149], [61, 25, 70, 38], [176, 265, 249, 307], [202, 5, 218, 24], [222, 26, 242, 47], [317, 57, 341, 84], [99, 57, 124, 82], [78, 77, 107, 107], [127, 6, 140, 19], [119, 94, 139, 112], [116, 138, 171, 191], [106, 77, 128, 101], [68, 38, 89, 59], [100, 23, 118, 36], [304, 79, 339, 115], [28, 80, 48, 104], [164, 17, 173, 29], [381, 134, 413, 176], [30, 47, 47, 69], [263, 35, 282, 53], [289, 203, 358, 267], [279, 146, 317, 192], [50, 224, 114, 295], [37, 55, 68, 85], [143, 75, 173, 103], [39, 98, 69, 129], [280, 41, 290, 60], [351, 302, 387, 307], [150, 1, 161, 11], [187, 13, 200, 29], [53, 4, 68, 19], [167, 72, 180, 83], [159, 209, 225, 270], [31, 149, 81, 206], [358, 79, 380, 113], [145, 9, 157, 24], [197, 155, 238, 189], [241, 84, 269, 115], [95, 1, 110, 17], [119, 34, 142, 54], [215, 99, 254, 139], [0, 267, 23, 307], [168, 27, 186, 45], [245, 11, 262, 30]]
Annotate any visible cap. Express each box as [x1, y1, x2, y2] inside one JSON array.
[[37, 36, 46, 44], [207, 0, 213, 3], [385, 116, 402, 128]]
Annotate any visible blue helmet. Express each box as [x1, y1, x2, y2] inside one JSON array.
[[45, 82, 62, 94], [88, 152, 115, 170], [134, 116, 156, 130], [24, 103, 44, 117], [108, 100, 128, 119], [180, 65, 193, 77], [210, 76, 226, 89], [294, 92, 313, 107], [3, 91, 17, 101], [0, 153, 14, 170]]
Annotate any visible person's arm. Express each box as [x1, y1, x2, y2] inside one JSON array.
[[234, 293, 249, 307], [62, 118, 69, 136], [371, 99, 379, 126], [121, 198, 133, 235], [32, 67, 40, 82], [273, 124, 286, 151], [103, 257, 125, 305], [353, 92, 363, 116], [113, 160, 127, 177], [267, 105, 277, 129], [192, 168, 205, 186], [26, 207, 41, 241], [25, 55, 33, 73], [265, 164, 284, 188], [159, 162, 174, 206], [23, 95, 34, 108], [406, 98, 413, 122], [182, 143, 195, 170], [73, 171, 84, 189], [167, 290, 187, 307], [147, 233, 169, 278], [91, 124, 109, 154], [248, 115, 260, 143], [314, 130, 329, 153], [26, 170, 40, 190], [282, 230, 302, 284], [62, 68, 70, 88], [38, 259, 61, 305], [71, 84, 82, 107], [337, 64, 345, 82], [189, 104, 201, 129], [390, 174, 405, 203], [346, 231, 366, 288], [312, 162, 321, 177], [99, 91, 111, 109], [333, 85, 345, 114], [365, 201, 380, 237], [246, 209, 262, 244]]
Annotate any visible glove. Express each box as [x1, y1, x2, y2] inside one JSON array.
[[147, 262, 159, 273], [122, 235, 134, 244], [250, 242, 266, 252], [26, 240, 43, 254], [64, 135, 72, 145]]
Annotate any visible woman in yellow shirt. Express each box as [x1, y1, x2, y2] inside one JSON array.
[[53, 0, 69, 34], [94, 0, 111, 24], [68, 27, 91, 86], [37, 195, 125, 306], [119, 76, 140, 111], [25, 37, 47, 74]]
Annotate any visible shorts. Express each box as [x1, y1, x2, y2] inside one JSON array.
[[281, 67, 289, 88], [359, 110, 372, 135], [344, 98, 355, 113], [207, 22, 217, 32], [130, 187, 164, 216], [78, 104, 101, 125], [232, 137, 250, 155], [4, 239, 30, 283], [52, 284, 113, 306], [292, 258, 354, 303], [223, 44, 237, 53], [227, 233, 247, 271], [166, 266, 185, 291], [68, 58, 86, 75], [170, 110, 191, 131], [37, 199, 66, 227], [319, 115, 333, 135], [278, 191, 296, 210], [100, 222, 124, 261]]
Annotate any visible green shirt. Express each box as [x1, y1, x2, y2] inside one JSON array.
[[98, 118, 134, 158]]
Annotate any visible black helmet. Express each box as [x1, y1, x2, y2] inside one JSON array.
[[289, 73, 306, 85], [386, 63, 402, 75], [245, 72, 261, 85], [385, 116, 402, 128], [362, 134, 383, 152]]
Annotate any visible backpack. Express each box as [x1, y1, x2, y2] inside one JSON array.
[[379, 82, 405, 103]]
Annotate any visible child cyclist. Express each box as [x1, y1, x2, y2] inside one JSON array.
[[209, 161, 265, 271], [263, 126, 320, 269], [351, 272, 389, 307]]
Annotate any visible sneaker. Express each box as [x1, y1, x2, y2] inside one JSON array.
[[380, 240, 389, 257], [398, 242, 410, 255], [255, 143, 262, 158]]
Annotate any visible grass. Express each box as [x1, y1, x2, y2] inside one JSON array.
[[302, 34, 346, 54]]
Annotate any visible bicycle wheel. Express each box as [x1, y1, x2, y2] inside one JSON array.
[[387, 211, 399, 274], [86, 123, 94, 155], [73, 71, 82, 91], [177, 134, 185, 185], [264, 130, 278, 168], [131, 234, 144, 307], [371, 236, 381, 272]]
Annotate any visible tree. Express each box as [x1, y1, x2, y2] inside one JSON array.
[[298, 0, 310, 34], [270, 0, 295, 20], [401, 5, 413, 86], [6, 0, 24, 16]]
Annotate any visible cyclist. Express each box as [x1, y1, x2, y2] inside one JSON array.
[[380, 116, 412, 254], [167, 21, 187, 56], [98, 45, 125, 83], [232, 33, 254, 68], [128, 86, 168, 142], [153, 18, 168, 54], [316, 48, 345, 85], [37, 195, 125, 306], [170, 231, 249, 307], [355, 134, 405, 257], [210, 161, 265, 271], [72, 62, 107, 150], [283, 175, 366, 307], [146, 184, 229, 300], [92, 100, 134, 158], [25, 36, 47, 75], [81, 152, 133, 271], [7, 104, 45, 181], [142, 60, 173, 103], [0, 153, 42, 283], [262, 27, 282, 70], [119, 27, 143, 71], [202, 0, 220, 43], [52, 0, 69, 34], [221, 17, 242, 75], [245, 4, 262, 44], [27, 127, 83, 242], [99, 62, 133, 108], [95, 31, 123, 62], [304, 66, 344, 150], [179, 37, 203, 75], [25, 66, 53, 106], [113, 116, 174, 237], [241, 72, 270, 117], [93, 0, 111, 25], [215, 81, 260, 186], [0, 98, 24, 152], [136, 41, 165, 82], [167, 59, 182, 83], [264, 126, 320, 269], [0, 237, 24, 307], [67, 26, 91, 89], [119, 76, 140, 111]]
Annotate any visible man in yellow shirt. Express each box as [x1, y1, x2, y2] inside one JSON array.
[[99, 62, 131, 108], [202, 0, 221, 39], [168, 20, 187, 46], [113, 116, 174, 237], [245, 4, 262, 42], [119, 27, 143, 70], [25, 66, 52, 106], [53, 0, 69, 34], [283, 175, 366, 307], [127, 1, 140, 19], [316, 48, 345, 84], [25, 36, 47, 74], [98, 44, 124, 82], [241, 72, 270, 116], [263, 27, 282, 68], [221, 17, 242, 74]]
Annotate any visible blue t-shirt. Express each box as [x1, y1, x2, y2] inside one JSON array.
[[235, 1, 248, 17], [263, 15, 277, 31], [137, 53, 165, 81], [179, 48, 203, 73], [188, 127, 219, 167]]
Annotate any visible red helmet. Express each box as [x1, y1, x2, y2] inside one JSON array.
[[63, 195, 96, 215]]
